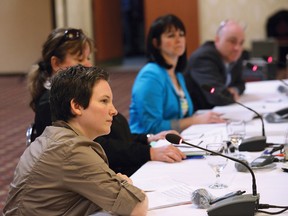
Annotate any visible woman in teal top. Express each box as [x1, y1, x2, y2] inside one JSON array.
[[130, 14, 225, 134]]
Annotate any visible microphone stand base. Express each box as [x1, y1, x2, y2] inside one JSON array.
[[207, 194, 259, 216], [239, 136, 267, 152]]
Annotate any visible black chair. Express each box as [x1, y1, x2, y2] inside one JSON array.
[[26, 123, 37, 147], [266, 10, 288, 69]]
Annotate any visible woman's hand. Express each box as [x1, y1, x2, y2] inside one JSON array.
[[116, 173, 133, 184], [150, 144, 186, 162], [193, 111, 226, 124]]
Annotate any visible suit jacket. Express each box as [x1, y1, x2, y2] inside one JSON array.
[[130, 62, 193, 134], [184, 41, 245, 110]]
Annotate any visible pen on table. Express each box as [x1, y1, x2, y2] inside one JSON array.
[[263, 145, 284, 155], [173, 140, 203, 148], [199, 133, 204, 139], [197, 140, 203, 146], [173, 144, 193, 148], [186, 155, 204, 159]]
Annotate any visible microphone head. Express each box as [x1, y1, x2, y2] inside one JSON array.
[[191, 188, 214, 209], [277, 85, 288, 94], [234, 157, 250, 172], [165, 133, 182, 144]]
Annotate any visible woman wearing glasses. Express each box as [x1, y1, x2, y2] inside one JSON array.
[[28, 28, 93, 140]]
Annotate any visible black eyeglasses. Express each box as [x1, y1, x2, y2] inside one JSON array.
[[55, 29, 83, 49]]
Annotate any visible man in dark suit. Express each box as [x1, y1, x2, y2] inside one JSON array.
[[184, 20, 246, 110]]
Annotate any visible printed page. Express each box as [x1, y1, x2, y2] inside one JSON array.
[[212, 105, 255, 122], [133, 176, 187, 192], [147, 183, 195, 210]]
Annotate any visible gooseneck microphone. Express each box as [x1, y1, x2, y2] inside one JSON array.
[[202, 84, 267, 152], [277, 84, 288, 95], [277, 79, 288, 95], [166, 134, 258, 195], [280, 79, 288, 87], [166, 133, 260, 216], [277, 79, 288, 96]]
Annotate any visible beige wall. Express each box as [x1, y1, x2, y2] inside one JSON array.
[[55, 0, 93, 38], [1, 0, 288, 74], [198, 0, 288, 50], [0, 0, 52, 74], [54, 0, 95, 64]]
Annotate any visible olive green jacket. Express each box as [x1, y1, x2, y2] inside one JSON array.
[[3, 121, 145, 216]]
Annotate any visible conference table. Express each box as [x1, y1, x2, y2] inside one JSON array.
[[131, 80, 288, 216]]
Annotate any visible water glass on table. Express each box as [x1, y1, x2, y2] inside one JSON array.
[[226, 120, 246, 157], [205, 143, 228, 189]]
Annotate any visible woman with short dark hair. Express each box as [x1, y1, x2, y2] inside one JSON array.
[[4, 65, 148, 216]]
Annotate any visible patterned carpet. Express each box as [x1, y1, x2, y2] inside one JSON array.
[[0, 75, 34, 211], [0, 70, 137, 212]]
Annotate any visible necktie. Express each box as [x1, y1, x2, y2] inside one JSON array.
[[225, 64, 231, 86]]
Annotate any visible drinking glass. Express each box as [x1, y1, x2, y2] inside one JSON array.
[[226, 120, 246, 157], [205, 143, 228, 189]]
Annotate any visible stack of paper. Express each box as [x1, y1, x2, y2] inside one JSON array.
[[132, 176, 195, 210], [147, 183, 194, 210]]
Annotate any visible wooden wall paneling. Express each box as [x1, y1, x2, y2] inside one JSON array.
[[143, 0, 199, 57], [92, 0, 124, 63]]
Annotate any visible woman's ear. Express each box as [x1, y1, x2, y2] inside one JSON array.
[[152, 38, 159, 49], [70, 99, 82, 116], [50, 56, 61, 75]]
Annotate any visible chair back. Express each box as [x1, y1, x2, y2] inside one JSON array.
[[26, 123, 36, 146]]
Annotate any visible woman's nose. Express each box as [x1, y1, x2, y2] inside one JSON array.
[[82, 59, 92, 67], [110, 105, 118, 116]]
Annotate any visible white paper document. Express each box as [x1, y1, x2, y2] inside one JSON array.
[[212, 105, 256, 122], [132, 176, 185, 192], [155, 127, 225, 156], [132, 176, 195, 210], [147, 183, 195, 210]]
